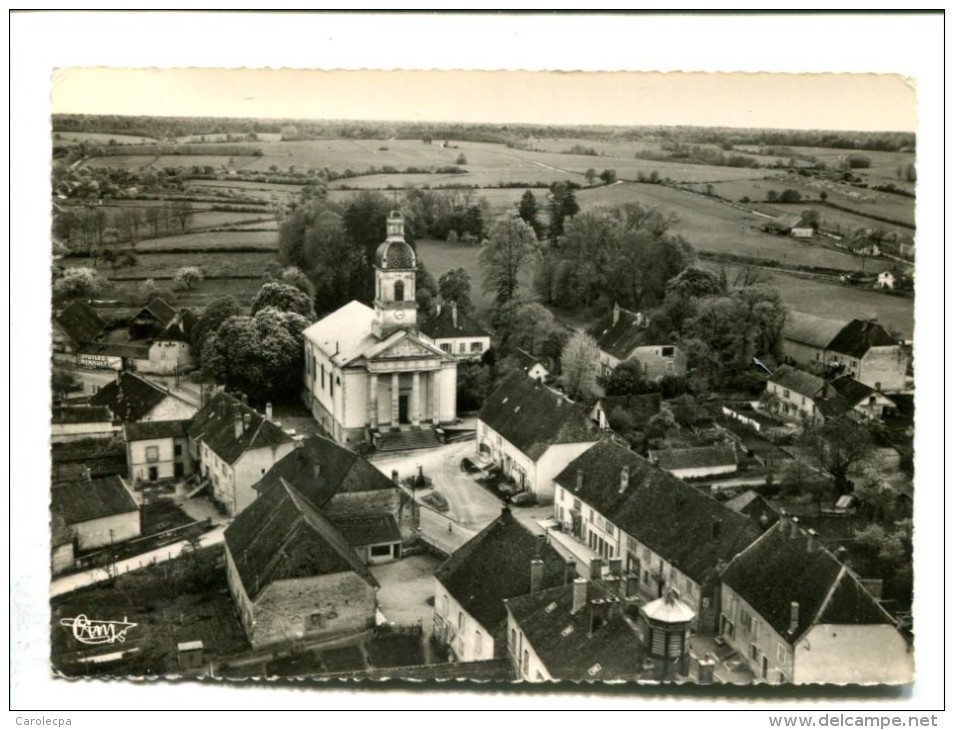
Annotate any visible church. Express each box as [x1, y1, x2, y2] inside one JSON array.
[[302, 211, 458, 447]]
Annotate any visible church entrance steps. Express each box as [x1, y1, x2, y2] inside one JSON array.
[[375, 428, 443, 453]]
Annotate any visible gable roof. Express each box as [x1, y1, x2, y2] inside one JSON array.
[[555, 441, 762, 586], [158, 308, 197, 343], [51, 405, 112, 424], [332, 514, 401, 547], [136, 297, 178, 326], [769, 364, 827, 399], [721, 520, 895, 643], [52, 475, 138, 524], [590, 307, 645, 361], [224, 479, 377, 601], [513, 348, 546, 375], [504, 581, 645, 681], [776, 214, 804, 230], [648, 443, 738, 473], [188, 392, 293, 465], [90, 371, 171, 422], [828, 319, 899, 359], [829, 375, 890, 408], [124, 419, 191, 441], [55, 300, 105, 344], [302, 301, 378, 365], [420, 304, 489, 340], [479, 371, 599, 461], [598, 393, 662, 425], [435, 506, 567, 634], [783, 311, 846, 350], [253, 435, 397, 509], [724, 490, 779, 528]]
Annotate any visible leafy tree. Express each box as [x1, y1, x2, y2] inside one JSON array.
[[599, 359, 654, 397], [492, 299, 558, 356], [766, 190, 779, 202], [201, 307, 309, 404], [479, 217, 539, 304], [665, 266, 727, 300], [645, 405, 677, 443], [599, 169, 617, 185], [278, 266, 315, 297], [416, 259, 440, 316], [192, 295, 242, 366], [173, 266, 203, 290], [51, 368, 80, 399], [456, 360, 492, 411], [800, 209, 821, 231], [779, 189, 802, 203], [52, 267, 107, 301], [438, 268, 473, 313], [547, 182, 580, 241], [517, 189, 545, 240], [559, 331, 600, 401], [584, 168, 598, 185], [251, 282, 316, 321], [456, 153, 468, 165], [800, 416, 876, 495]]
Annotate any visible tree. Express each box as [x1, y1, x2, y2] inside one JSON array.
[[801, 416, 877, 495], [779, 189, 802, 203], [52, 267, 107, 302], [51, 368, 80, 400], [645, 405, 677, 443], [599, 359, 653, 397], [251, 282, 316, 321], [559, 331, 600, 401], [278, 266, 315, 297], [584, 168, 598, 185], [547, 182, 580, 241], [191, 295, 242, 366], [766, 190, 779, 202], [201, 307, 309, 403], [456, 360, 492, 412], [492, 299, 558, 356], [800, 209, 821, 232], [479, 217, 539, 304], [665, 266, 726, 300], [173, 266, 203, 290], [438, 268, 473, 313], [456, 153, 468, 165], [599, 169, 617, 185], [517, 189, 545, 240]]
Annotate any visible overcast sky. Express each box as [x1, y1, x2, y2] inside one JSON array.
[[52, 68, 915, 132]]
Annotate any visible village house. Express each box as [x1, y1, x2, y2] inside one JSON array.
[[124, 297, 198, 375], [52, 300, 106, 362], [51, 438, 127, 484], [253, 435, 417, 564], [719, 513, 913, 684], [224, 478, 379, 650], [550, 440, 762, 633], [724, 490, 779, 530], [763, 213, 814, 238], [187, 393, 296, 516], [590, 393, 661, 430], [877, 271, 896, 290], [829, 374, 897, 420], [503, 576, 646, 682], [51, 475, 141, 553], [302, 212, 457, 450], [764, 364, 846, 424], [419, 301, 491, 360], [512, 348, 549, 382], [432, 505, 567, 663], [50, 405, 118, 443], [781, 312, 908, 392], [477, 371, 599, 502], [90, 370, 198, 423], [124, 419, 192, 484], [648, 443, 739, 480], [591, 303, 687, 380]]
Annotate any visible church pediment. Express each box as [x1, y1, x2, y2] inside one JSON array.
[[366, 333, 450, 363]]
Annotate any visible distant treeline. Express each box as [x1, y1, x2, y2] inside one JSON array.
[[88, 143, 263, 157], [53, 114, 916, 153]]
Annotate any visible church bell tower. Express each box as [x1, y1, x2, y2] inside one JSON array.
[[372, 211, 418, 340]]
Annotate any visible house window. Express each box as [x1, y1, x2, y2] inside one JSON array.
[[783, 389, 790, 398], [458, 612, 464, 631], [510, 628, 516, 650], [370, 544, 391, 557], [475, 631, 482, 658], [752, 619, 761, 641], [777, 644, 789, 665], [740, 608, 753, 633], [174, 444, 182, 456], [321, 364, 325, 389], [307, 612, 324, 630], [606, 523, 614, 536], [442, 595, 449, 617], [145, 446, 159, 463], [661, 346, 674, 357], [750, 644, 760, 661], [522, 649, 529, 675], [394, 280, 405, 301], [459, 343, 467, 353], [471, 342, 483, 353], [440, 343, 452, 354]]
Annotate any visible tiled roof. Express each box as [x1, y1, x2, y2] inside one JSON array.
[[505, 581, 645, 681], [590, 307, 645, 361], [85, 340, 152, 359], [51, 475, 138, 525], [775, 214, 804, 229], [420, 305, 489, 340], [332, 514, 401, 547], [51, 405, 112, 424], [124, 419, 191, 441], [598, 393, 662, 425], [828, 319, 899, 359], [90, 371, 170, 422], [253, 435, 397, 510], [375, 238, 416, 269], [513, 348, 544, 374], [435, 506, 567, 635], [829, 375, 886, 408], [224, 479, 377, 601], [649, 443, 738, 473], [770, 364, 826, 399], [55, 301, 105, 344], [724, 490, 778, 529], [555, 441, 762, 586], [51, 437, 126, 464], [479, 371, 599, 461], [783, 312, 846, 350], [302, 301, 378, 364], [158, 308, 197, 343], [188, 392, 293, 466], [721, 520, 894, 643], [137, 297, 177, 326]]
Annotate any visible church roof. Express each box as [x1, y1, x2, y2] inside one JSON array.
[[375, 239, 416, 270], [303, 301, 378, 365]]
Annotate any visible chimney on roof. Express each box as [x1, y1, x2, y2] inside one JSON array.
[[608, 557, 622, 576], [564, 560, 577, 585], [530, 559, 544, 594], [619, 465, 630, 494], [589, 557, 603, 581], [265, 402, 273, 422], [243, 413, 251, 431], [84, 466, 92, 481], [435, 301, 442, 317], [575, 469, 583, 492], [589, 598, 606, 635], [572, 577, 587, 613], [789, 602, 800, 635], [451, 301, 458, 329], [613, 302, 620, 326], [313, 463, 322, 480], [778, 509, 788, 530], [806, 528, 818, 553], [116, 369, 122, 384], [234, 416, 243, 440], [240, 393, 248, 404], [790, 515, 800, 539], [605, 595, 622, 618]]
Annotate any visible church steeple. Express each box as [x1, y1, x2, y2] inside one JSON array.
[[372, 211, 418, 340]]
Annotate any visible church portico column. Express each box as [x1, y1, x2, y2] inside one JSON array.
[[431, 370, 440, 424], [369, 373, 378, 428], [391, 372, 400, 425], [411, 372, 421, 426]]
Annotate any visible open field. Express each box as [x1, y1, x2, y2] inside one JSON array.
[[109, 277, 266, 309], [135, 230, 278, 251], [189, 211, 276, 229], [751, 203, 914, 241], [175, 132, 283, 143], [416, 237, 493, 314], [53, 131, 160, 145], [82, 155, 159, 170], [65, 250, 276, 278]]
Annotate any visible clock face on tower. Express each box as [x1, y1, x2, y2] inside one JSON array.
[[395, 310, 405, 320]]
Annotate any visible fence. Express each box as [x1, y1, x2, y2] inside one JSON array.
[[74, 518, 212, 570]]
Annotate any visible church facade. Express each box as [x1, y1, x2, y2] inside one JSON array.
[[302, 212, 458, 446]]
